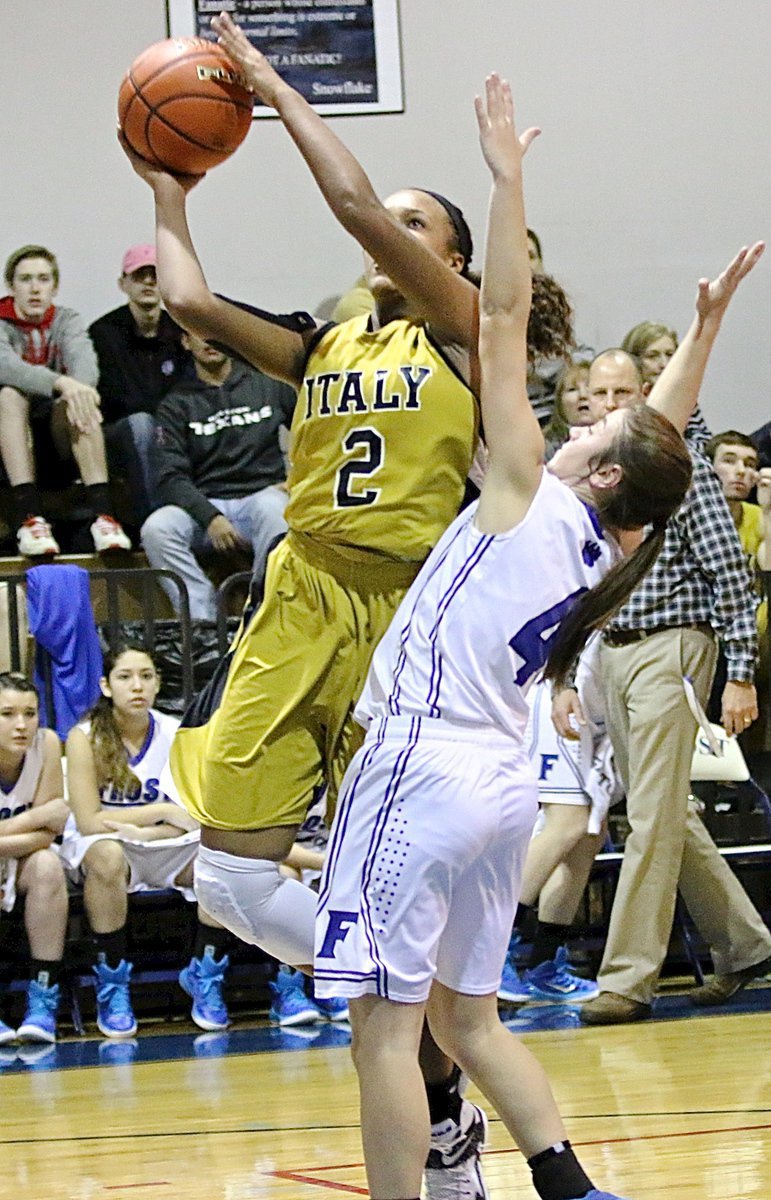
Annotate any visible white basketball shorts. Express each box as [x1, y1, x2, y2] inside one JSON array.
[[314, 715, 539, 1004]]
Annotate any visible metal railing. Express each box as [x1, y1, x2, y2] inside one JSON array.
[[0, 566, 194, 726]]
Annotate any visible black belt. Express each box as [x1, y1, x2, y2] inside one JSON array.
[[603, 621, 713, 647]]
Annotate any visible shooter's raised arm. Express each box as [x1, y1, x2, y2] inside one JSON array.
[[474, 74, 543, 525]]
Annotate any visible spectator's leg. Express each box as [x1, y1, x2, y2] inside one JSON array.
[[593, 630, 716, 1005], [141, 504, 217, 620], [52, 403, 130, 543], [0, 386, 35, 484], [0, 387, 44, 526], [236, 486, 289, 592], [104, 414, 157, 523], [52, 400, 109, 487], [678, 798, 771, 974]]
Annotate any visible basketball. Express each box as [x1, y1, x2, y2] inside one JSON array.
[[118, 38, 253, 175]]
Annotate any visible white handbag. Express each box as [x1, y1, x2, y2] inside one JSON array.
[[691, 723, 750, 782], [684, 676, 750, 783]]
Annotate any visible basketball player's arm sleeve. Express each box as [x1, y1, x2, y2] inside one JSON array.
[[208, 299, 316, 370], [153, 399, 220, 529]]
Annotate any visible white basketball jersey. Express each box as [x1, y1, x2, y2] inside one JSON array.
[[357, 469, 618, 742], [78, 710, 180, 808], [0, 728, 45, 823]]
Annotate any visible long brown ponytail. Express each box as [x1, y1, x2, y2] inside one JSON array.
[[544, 405, 692, 688], [86, 643, 155, 796]]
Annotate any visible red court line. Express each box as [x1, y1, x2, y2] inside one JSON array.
[[269, 1122, 771, 1193], [271, 1174, 367, 1195]]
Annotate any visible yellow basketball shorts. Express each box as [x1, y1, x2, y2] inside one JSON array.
[[171, 532, 419, 832]]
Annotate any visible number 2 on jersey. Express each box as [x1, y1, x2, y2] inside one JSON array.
[[335, 428, 384, 507]]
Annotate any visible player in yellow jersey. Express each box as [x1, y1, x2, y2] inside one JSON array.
[[123, 15, 570, 1198]]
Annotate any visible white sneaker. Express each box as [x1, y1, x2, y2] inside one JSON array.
[[425, 1099, 490, 1200], [17, 516, 59, 557], [90, 515, 132, 553]]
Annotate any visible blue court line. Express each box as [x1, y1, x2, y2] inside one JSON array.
[[0, 985, 768, 1075]]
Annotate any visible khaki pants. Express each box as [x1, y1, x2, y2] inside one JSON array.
[[597, 626, 771, 1004]]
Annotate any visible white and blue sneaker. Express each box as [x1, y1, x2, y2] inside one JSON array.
[[16, 981, 59, 1043], [313, 994, 349, 1022], [94, 960, 138, 1038], [425, 1099, 490, 1200], [497, 959, 532, 1004], [268, 967, 321, 1027], [522, 947, 599, 1003], [0, 1017, 17, 1046], [179, 952, 230, 1031]]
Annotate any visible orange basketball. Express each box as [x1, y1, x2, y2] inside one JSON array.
[[119, 38, 253, 174]]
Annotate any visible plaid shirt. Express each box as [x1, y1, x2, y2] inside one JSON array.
[[607, 446, 758, 682]]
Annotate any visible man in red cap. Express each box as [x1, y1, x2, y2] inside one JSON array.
[[0, 244, 132, 556], [89, 244, 190, 524]]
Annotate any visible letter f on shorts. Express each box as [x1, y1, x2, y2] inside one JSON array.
[[318, 909, 359, 959]]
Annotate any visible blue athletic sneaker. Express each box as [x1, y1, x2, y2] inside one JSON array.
[[0, 1017, 16, 1046], [497, 958, 532, 1003], [93, 960, 138, 1038], [268, 967, 321, 1026], [522, 947, 599, 1002], [16, 981, 59, 1043], [314, 994, 349, 1021], [507, 928, 531, 964], [179, 952, 230, 1031]]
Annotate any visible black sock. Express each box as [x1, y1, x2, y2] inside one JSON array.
[[513, 901, 534, 930], [529, 921, 574, 969], [528, 1141, 594, 1200], [93, 928, 128, 970], [12, 483, 41, 529], [425, 1063, 463, 1126], [30, 959, 61, 988], [85, 482, 114, 520], [192, 921, 232, 962]]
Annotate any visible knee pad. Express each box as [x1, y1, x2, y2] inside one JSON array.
[[195, 846, 316, 966]]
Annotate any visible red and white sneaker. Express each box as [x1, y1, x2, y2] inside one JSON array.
[[17, 516, 60, 557], [90, 515, 132, 553]]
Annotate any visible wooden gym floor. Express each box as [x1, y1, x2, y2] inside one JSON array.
[[0, 984, 769, 1200]]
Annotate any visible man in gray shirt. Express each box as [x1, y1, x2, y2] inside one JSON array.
[[0, 244, 131, 556]]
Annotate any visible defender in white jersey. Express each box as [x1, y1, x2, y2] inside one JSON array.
[[0, 673, 70, 1045], [64, 646, 231, 1039], [314, 74, 762, 1200]]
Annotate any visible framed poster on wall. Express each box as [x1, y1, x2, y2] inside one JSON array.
[[166, 1, 403, 116]]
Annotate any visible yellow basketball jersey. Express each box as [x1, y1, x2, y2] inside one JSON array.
[[285, 315, 478, 563]]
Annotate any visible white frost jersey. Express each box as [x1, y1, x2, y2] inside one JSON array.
[[77, 710, 180, 808], [357, 469, 618, 742], [0, 728, 45, 823]]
